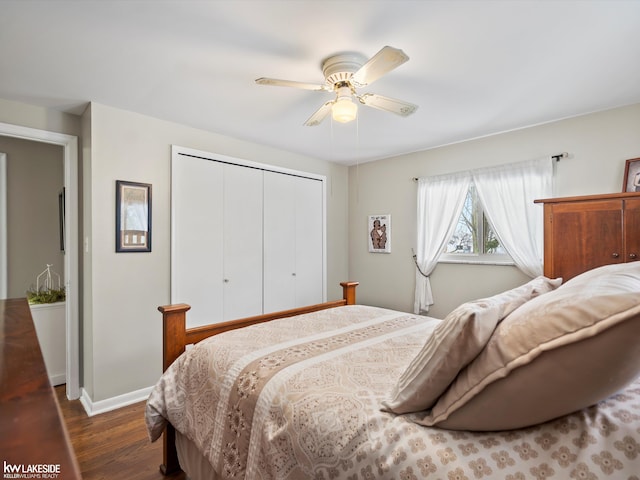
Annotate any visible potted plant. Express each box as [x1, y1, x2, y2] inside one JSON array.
[[27, 264, 65, 304]]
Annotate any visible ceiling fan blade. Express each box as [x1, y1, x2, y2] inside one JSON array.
[[255, 77, 330, 92], [304, 101, 334, 126], [358, 93, 418, 117], [351, 46, 409, 87]]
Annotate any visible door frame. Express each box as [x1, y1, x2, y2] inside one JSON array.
[[0, 122, 80, 400], [0, 153, 6, 299]]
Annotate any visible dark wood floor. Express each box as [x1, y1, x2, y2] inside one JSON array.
[[55, 385, 186, 480]]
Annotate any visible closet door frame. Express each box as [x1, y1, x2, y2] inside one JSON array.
[[170, 145, 327, 314]]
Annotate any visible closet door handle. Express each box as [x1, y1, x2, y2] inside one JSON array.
[[630, 253, 638, 259], [612, 253, 620, 258]]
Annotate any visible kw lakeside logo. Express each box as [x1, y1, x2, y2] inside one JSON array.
[[2, 461, 61, 479]]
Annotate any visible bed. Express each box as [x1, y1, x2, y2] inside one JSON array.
[[146, 265, 640, 479]]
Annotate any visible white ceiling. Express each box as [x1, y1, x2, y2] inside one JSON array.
[[1, 0, 640, 165]]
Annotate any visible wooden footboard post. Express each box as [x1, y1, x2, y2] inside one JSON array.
[[158, 303, 191, 372], [340, 281, 359, 305], [157, 303, 191, 476]]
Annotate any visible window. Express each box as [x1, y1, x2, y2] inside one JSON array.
[[440, 184, 512, 264], [414, 157, 553, 313]]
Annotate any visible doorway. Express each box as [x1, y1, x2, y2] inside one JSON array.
[[0, 122, 79, 400]]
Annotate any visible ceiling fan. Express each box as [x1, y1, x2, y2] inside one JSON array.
[[255, 46, 418, 126]]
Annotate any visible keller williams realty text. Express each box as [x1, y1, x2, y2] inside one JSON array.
[[3, 461, 61, 479]]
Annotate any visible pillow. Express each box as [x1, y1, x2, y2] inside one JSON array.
[[382, 275, 562, 414], [418, 262, 640, 431]]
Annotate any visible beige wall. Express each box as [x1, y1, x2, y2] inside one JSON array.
[[83, 103, 349, 401], [0, 137, 64, 297], [0, 98, 81, 137], [349, 103, 640, 319]]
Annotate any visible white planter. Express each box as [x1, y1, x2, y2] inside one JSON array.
[[29, 302, 66, 386]]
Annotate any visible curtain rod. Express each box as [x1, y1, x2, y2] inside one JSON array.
[[412, 152, 569, 181]]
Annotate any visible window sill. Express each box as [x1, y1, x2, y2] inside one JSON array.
[[439, 255, 514, 266]]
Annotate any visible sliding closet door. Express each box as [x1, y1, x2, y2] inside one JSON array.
[[294, 176, 323, 307], [263, 171, 323, 312], [172, 158, 264, 327], [222, 164, 263, 320], [263, 172, 295, 312], [172, 155, 224, 327]]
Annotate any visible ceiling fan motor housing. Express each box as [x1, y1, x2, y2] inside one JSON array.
[[322, 53, 365, 87]]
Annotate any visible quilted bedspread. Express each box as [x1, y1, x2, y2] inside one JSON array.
[[146, 305, 640, 479]]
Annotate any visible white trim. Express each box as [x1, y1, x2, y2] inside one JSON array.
[[49, 373, 67, 386], [321, 171, 327, 302], [0, 153, 6, 299], [0, 122, 80, 400], [79, 386, 153, 417]]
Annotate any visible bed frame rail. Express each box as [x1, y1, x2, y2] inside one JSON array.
[[156, 281, 359, 475]]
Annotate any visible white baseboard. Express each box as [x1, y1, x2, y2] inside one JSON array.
[[49, 373, 66, 386], [80, 385, 153, 417]]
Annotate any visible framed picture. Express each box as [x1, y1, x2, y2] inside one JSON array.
[[116, 180, 152, 252], [368, 214, 391, 253], [58, 188, 65, 252], [623, 158, 640, 193]]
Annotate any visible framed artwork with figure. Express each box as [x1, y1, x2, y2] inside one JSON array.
[[622, 158, 640, 193], [368, 214, 391, 253]]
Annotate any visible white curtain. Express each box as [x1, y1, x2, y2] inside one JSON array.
[[473, 157, 554, 278], [414, 173, 471, 314]]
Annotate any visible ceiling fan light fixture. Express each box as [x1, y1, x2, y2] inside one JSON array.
[[332, 97, 357, 123], [332, 85, 357, 123]]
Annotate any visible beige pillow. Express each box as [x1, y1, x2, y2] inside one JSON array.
[[419, 262, 640, 431], [382, 276, 562, 414]]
